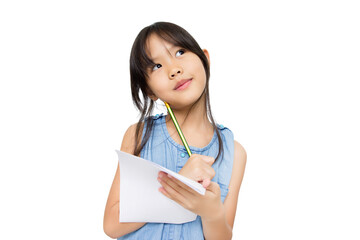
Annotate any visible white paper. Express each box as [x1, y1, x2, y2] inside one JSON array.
[[116, 150, 205, 224]]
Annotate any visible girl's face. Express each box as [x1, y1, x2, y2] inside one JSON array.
[[145, 34, 209, 109]]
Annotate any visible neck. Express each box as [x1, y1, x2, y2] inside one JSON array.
[[165, 94, 212, 133]]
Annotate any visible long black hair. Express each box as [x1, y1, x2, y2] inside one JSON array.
[[129, 22, 224, 161]]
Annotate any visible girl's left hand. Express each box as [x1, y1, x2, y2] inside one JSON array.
[[157, 171, 224, 222]]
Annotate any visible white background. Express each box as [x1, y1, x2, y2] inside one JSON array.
[[1, 0, 359, 239]]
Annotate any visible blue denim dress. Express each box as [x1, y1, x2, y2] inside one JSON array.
[[118, 114, 234, 240]]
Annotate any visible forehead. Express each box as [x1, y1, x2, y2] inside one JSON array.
[[145, 34, 178, 60]]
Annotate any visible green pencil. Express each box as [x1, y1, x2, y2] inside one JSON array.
[[164, 102, 192, 157]]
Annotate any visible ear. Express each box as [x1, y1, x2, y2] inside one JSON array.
[[203, 49, 210, 65]]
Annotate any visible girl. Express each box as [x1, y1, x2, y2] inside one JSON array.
[[103, 22, 247, 240]]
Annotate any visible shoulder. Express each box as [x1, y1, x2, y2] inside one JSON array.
[[234, 140, 247, 166], [217, 123, 234, 138], [120, 122, 145, 154], [120, 115, 163, 154]]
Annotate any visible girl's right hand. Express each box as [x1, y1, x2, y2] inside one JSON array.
[[178, 154, 215, 188]]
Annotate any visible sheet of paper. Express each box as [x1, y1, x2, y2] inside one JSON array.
[[116, 150, 205, 224]]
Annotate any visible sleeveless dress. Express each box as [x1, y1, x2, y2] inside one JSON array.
[[118, 113, 234, 240]]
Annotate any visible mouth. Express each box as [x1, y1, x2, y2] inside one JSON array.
[[174, 78, 192, 90]]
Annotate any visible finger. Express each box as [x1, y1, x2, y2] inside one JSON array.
[[196, 166, 215, 183], [165, 174, 198, 196], [189, 154, 214, 165], [203, 166, 216, 180], [206, 181, 221, 194], [202, 178, 211, 188], [201, 155, 215, 165], [158, 187, 172, 199], [158, 175, 189, 206]]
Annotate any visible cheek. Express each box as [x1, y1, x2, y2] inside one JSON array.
[[188, 57, 206, 76], [147, 76, 168, 95], [193, 61, 207, 82]]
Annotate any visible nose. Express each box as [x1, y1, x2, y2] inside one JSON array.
[[169, 66, 183, 79]]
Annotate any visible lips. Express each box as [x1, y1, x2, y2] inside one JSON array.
[[174, 78, 192, 90]]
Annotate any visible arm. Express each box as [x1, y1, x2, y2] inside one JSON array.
[[103, 123, 146, 239], [202, 140, 247, 239], [157, 140, 246, 240]]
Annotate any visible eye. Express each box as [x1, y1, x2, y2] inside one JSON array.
[[175, 49, 185, 57], [152, 63, 162, 71]]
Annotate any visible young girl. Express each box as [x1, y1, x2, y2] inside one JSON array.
[[103, 22, 247, 240]]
